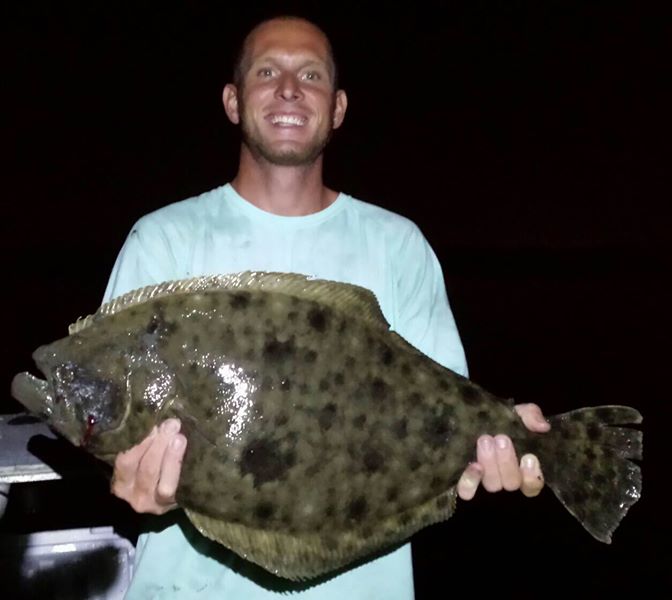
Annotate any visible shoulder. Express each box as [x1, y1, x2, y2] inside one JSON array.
[[343, 194, 428, 247], [131, 185, 227, 233]]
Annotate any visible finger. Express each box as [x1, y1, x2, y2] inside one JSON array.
[[135, 419, 181, 496], [494, 435, 522, 491], [112, 426, 158, 495], [477, 435, 502, 492], [515, 403, 551, 432], [156, 433, 187, 507], [457, 462, 484, 501], [520, 454, 545, 498]]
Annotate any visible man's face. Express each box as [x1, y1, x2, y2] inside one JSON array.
[[231, 19, 346, 167]]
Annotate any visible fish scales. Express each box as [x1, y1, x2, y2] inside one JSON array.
[[11, 271, 643, 580]]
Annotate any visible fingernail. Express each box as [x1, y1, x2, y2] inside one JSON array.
[[495, 435, 509, 449], [171, 436, 185, 450], [162, 419, 180, 434], [522, 454, 537, 469], [478, 437, 493, 452]]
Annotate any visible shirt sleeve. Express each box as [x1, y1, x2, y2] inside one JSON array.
[[103, 216, 180, 302], [393, 223, 469, 377]]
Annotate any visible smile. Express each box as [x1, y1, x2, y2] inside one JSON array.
[[269, 114, 307, 126]]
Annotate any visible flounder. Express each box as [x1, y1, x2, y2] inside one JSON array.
[[11, 272, 643, 580]]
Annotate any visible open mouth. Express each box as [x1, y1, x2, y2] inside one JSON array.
[[268, 114, 307, 127]]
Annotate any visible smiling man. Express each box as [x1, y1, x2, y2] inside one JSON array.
[[104, 15, 549, 599]]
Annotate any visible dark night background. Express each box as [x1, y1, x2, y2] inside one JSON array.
[[2, 1, 669, 597]]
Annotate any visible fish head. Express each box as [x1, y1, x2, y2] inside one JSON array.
[[11, 338, 127, 448]]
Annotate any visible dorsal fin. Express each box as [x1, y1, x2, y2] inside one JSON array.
[[69, 271, 390, 334]]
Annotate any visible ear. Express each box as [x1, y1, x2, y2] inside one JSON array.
[[332, 89, 348, 130], [222, 83, 240, 124]]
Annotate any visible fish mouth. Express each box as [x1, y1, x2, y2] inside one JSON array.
[[11, 372, 54, 419]]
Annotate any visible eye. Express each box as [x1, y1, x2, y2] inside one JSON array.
[[257, 67, 274, 78], [302, 71, 322, 82]]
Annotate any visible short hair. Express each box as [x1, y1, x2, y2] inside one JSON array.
[[232, 15, 339, 91]]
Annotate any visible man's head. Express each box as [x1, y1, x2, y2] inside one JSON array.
[[222, 16, 347, 167]]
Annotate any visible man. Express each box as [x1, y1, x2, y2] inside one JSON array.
[[105, 15, 549, 599]]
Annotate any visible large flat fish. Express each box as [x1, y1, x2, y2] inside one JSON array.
[[11, 271, 643, 580]]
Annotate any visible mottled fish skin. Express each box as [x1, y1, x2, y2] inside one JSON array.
[[10, 272, 643, 580]]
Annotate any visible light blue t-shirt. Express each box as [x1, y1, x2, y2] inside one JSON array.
[[104, 183, 468, 600]]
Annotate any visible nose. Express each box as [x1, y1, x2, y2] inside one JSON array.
[[275, 73, 303, 101]]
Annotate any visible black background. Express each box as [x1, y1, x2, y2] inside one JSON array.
[[3, 1, 669, 596]]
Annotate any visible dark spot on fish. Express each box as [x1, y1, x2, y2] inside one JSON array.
[[360, 526, 374, 539], [477, 409, 489, 421], [401, 363, 412, 377], [261, 376, 274, 392], [263, 337, 296, 362], [422, 415, 454, 448], [380, 345, 394, 366], [435, 495, 451, 510], [319, 403, 338, 431], [243, 325, 253, 336], [406, 392, 422, 406], [586, 422, 601, 441], [230, 292, 250, 310], [323, 534, 338, 550], [439, 379, 451, 391], [370, 378, 388, 401], [460, 383, 483, 406], [334, 372, 345, 386], [240, 438, 293, 487], [319, 378, 330, 392], [304, 350, 317, 363], [189, 362, 198, 374], [430, 476, 445, 491], [398, 512, 413, 526], [594, 473, 607, 487], [146, 315, 161, 334], [347, 497, 368, 522], [386, 487, 398, 502], [245, 349, 256, 361], [275, 413, 288, 427], [408, 456, 421, 471], [308, 307, 329, 332], [192, 334, 200, 345], [280, 378, 291, 392], [338, 319, 348, 333], [585, 448, 597, 461], [254, 501, 275, 521], [580, 464, 591, 481], [363, 448, 384, 474], [393, 418, 408, 439], [353, 414, 367, 429], [572, 489, 588, 506], [345, 356, 356, 369], [134, 403, 146, 414], [300, 383, 310, 395], [288, 311, 298, 322]]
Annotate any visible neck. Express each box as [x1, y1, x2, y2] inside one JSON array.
[[231, 148, 337, 216]]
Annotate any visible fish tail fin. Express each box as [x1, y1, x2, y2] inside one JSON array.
[[531, 405, 643, 543]]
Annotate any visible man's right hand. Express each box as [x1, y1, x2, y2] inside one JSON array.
[[111, 418, 187, 514]]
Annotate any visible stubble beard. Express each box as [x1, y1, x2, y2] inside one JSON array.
[[239, 98, 335, 167]]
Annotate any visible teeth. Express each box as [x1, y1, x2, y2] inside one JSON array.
[[270, 115, 305, 126]]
